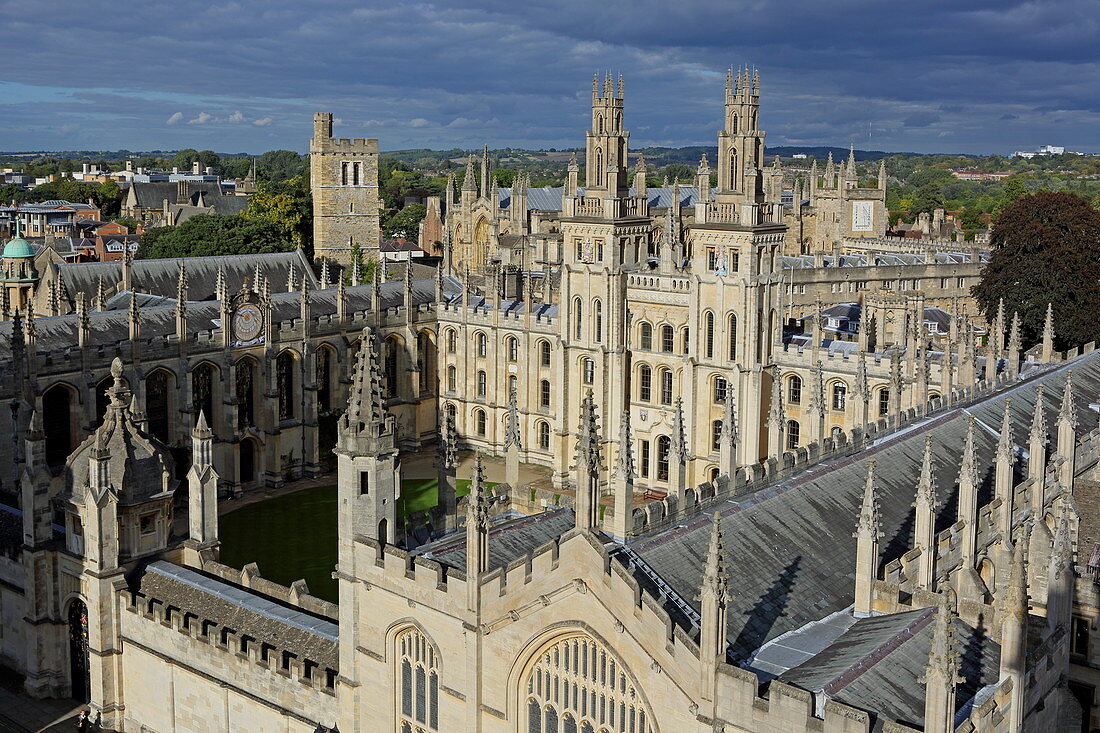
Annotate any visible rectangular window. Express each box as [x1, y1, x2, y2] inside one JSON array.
[[359, 472, 370, 495], [1073, 616, 1090, 656], [706, 248, 717, 271], [640, 440, 650, 477], [957, 277, 965, 288], [139, 513, 156, 536]]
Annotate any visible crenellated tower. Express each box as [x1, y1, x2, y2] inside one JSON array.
[[586, 73, 630, 199], [716, 67, 765, 204]]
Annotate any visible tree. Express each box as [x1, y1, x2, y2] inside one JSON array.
[[383, 203, 426, 239], [242, 177, 309, 248], [138, 214, 295, 259], [972, 191, 1100, 350], [909, 183, 944, 216], [257, 150, 307, 182], [996, 174, 1028, 215]]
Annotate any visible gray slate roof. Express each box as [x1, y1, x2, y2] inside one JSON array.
[[781, 607, 999, 730], [494, 186, 704, 213], [629, 351, 1100, 662], [55, 249, 317, 306], [133, 560, 338, 669], [415, 507, 577, 572]]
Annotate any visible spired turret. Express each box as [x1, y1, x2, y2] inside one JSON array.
[[336, 326, 402, 546]]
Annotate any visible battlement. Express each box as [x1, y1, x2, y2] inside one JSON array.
[[312, 137, 379, 154]]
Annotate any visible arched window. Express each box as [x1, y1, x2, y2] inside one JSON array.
[[788, 375, 802, 404], [277, 352, 298, 421], [832, 382, 848, 411], [537, 421, 550, 450], [728, 313, 737, 361], [445, 328, 457, 353], [878, 388, 890, 416], [712, 420, 723, 451], [235, 358, 257, 431], [476, 332, 487, 358], [573, 298, 583, 340], [43, 384, 76, 468], [638, 364, 652, 402], [316, 348, 334, 413], [475, 409, 486, 436], [681, 327, 690, 354], [192, 362, 217, 429], [593, 300, 603, 343], [639, 322, 652, 350], [595, 149, 603, 187], [539, 340, 552, 367], [729, 150, 738, 190], [506, 336, 519, 362], [446, 365, 457, 393], [658, 368, 673, 405], [476, 370, 487, 398], [787, 420, 800, 450], [146, 369, 173, 442], [385, 338, 400, 399], [731, 114, 738, 134], [540, 380, 551, 409], [508, 375, 518, 399], [396, 627, 440, 732], [704, 311, 715, 359], [713, 375, 728, 404], [444, 402, 456, 424], [656, 436, 671, 481], [524, 634, 652, 733], [582, 358, 595, 385], [660, 325, 674, 353]]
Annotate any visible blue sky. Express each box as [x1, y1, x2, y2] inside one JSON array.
[[2, 0, 1098, 155]]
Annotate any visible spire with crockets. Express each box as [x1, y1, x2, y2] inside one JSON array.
[[573, 391, 602, 533], [342, 326, 387, 437]]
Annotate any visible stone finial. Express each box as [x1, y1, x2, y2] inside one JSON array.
[[1041, 302, 1055, 362], [914, 436, 938, 512], [95, 277, 106, 311], [702, 512, 731, 601], [107, 357, 130, 409], [856, 459, 882, 540], [1000, 538, 1029, 620], [855, 350, 870, 402], [319, 260, 331, 290], [721, 393, 738, 448], [923, 597, 961, 685], [575, 391, 602, 472], [351, 257, 362, 287], [616, 408, 635, 481], [808, 362, 826, 418], [959, 417, 978, 495], [193, 409, 212, 440], [671, 398, 688, 462], [767, 372, 785, 430], [287, 266, 297, 293], [504, 390, 521, 450], [1058, 371, 1077, 431], [215, 266, 227, 302], [467, 452, 489, 526], [438, 407, 458, 471], [997, 399, 1014, 461], [1030, 386, 1048, 447]]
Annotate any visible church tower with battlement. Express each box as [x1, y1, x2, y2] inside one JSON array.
[[310, 112, 381, 266]]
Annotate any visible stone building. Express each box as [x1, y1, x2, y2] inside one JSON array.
[[310, 112, 381, 265], [121, 180, 248, 228], [0, 72, 1098, 732]]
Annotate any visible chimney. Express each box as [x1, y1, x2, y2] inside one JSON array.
[[192, 161, 201, 175]]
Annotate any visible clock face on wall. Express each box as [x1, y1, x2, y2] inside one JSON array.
[[233, 303, 264, 343]]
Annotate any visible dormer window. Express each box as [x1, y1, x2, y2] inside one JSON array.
[[139, 513, 156, 536]]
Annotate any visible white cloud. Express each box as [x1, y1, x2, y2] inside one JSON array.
[[252, 116, 273, 127], [228, 110, 246, 123], [166, 112, 183, 125], [408, 118, 430, 128], [187, 112, 212, 125]]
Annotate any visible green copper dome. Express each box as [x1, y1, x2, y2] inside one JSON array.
[[2, 235, 34, 259]]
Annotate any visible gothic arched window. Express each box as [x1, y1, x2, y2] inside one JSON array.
[[704, 311, 715, 359], [727, 313, 738, 361], [539, 340, 552, 367], [637, 364, 652, 402], [787, 420, 800, 450], [639, 322, 652, 351], [524, 634, 651, 733], [506, 336, 519, 362], [396, 627, 440, 732], [660, 325, 674, 353], [658, 368, 673, 405], [593, 299, 603, 343], [572, 298, 583, 340], [537, 421, 550, 451], [475, 331, 487, 358], [788, 375, 802, 404]]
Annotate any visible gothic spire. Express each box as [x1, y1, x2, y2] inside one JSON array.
[[1041, 302, 1055, 362], [997, 398, 1014, 462], [1030, 386, 1047, 447], [721, 392, 738, 449], [857, 459, 882, 540], [342, 327, 386, 435], [616, 409, 635, 481], [1058, 371, 1077, 431], [671, 397, 688, 463], [702, 512, 730, 602], [576, 391, 602, 472]]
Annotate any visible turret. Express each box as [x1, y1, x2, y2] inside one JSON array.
[[585, 73, 629, 198], [186, 411, 220, 558], [1040, 302, 1055, 363], [335, 327, 401, 546]]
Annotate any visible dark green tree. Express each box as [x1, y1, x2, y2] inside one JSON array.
[[972, 191, 1100, 350], [383, 203, 426, 239], [909, 183, 944, 216], [138, 214, 295, 259]]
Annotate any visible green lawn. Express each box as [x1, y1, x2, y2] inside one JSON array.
[[219, 477, 495, 603]]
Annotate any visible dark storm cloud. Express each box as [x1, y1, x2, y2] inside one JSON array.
[[0, 0, 1097, 153]]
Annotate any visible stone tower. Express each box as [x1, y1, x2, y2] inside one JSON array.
[[716, 67, 765, 204], [309, 112, 381, 266], [586, 73, 629, 198]]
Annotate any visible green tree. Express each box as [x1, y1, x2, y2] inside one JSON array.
[[383, 203, 427, 239], [661, 163, 693, 183], [257, 150, 307, 182], [138, 214, 295, 259], [972, 191, 1100, 350], [909, 183, 944, 216], [996, 174, 1029, 215], [242, 178, 307, 247]]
